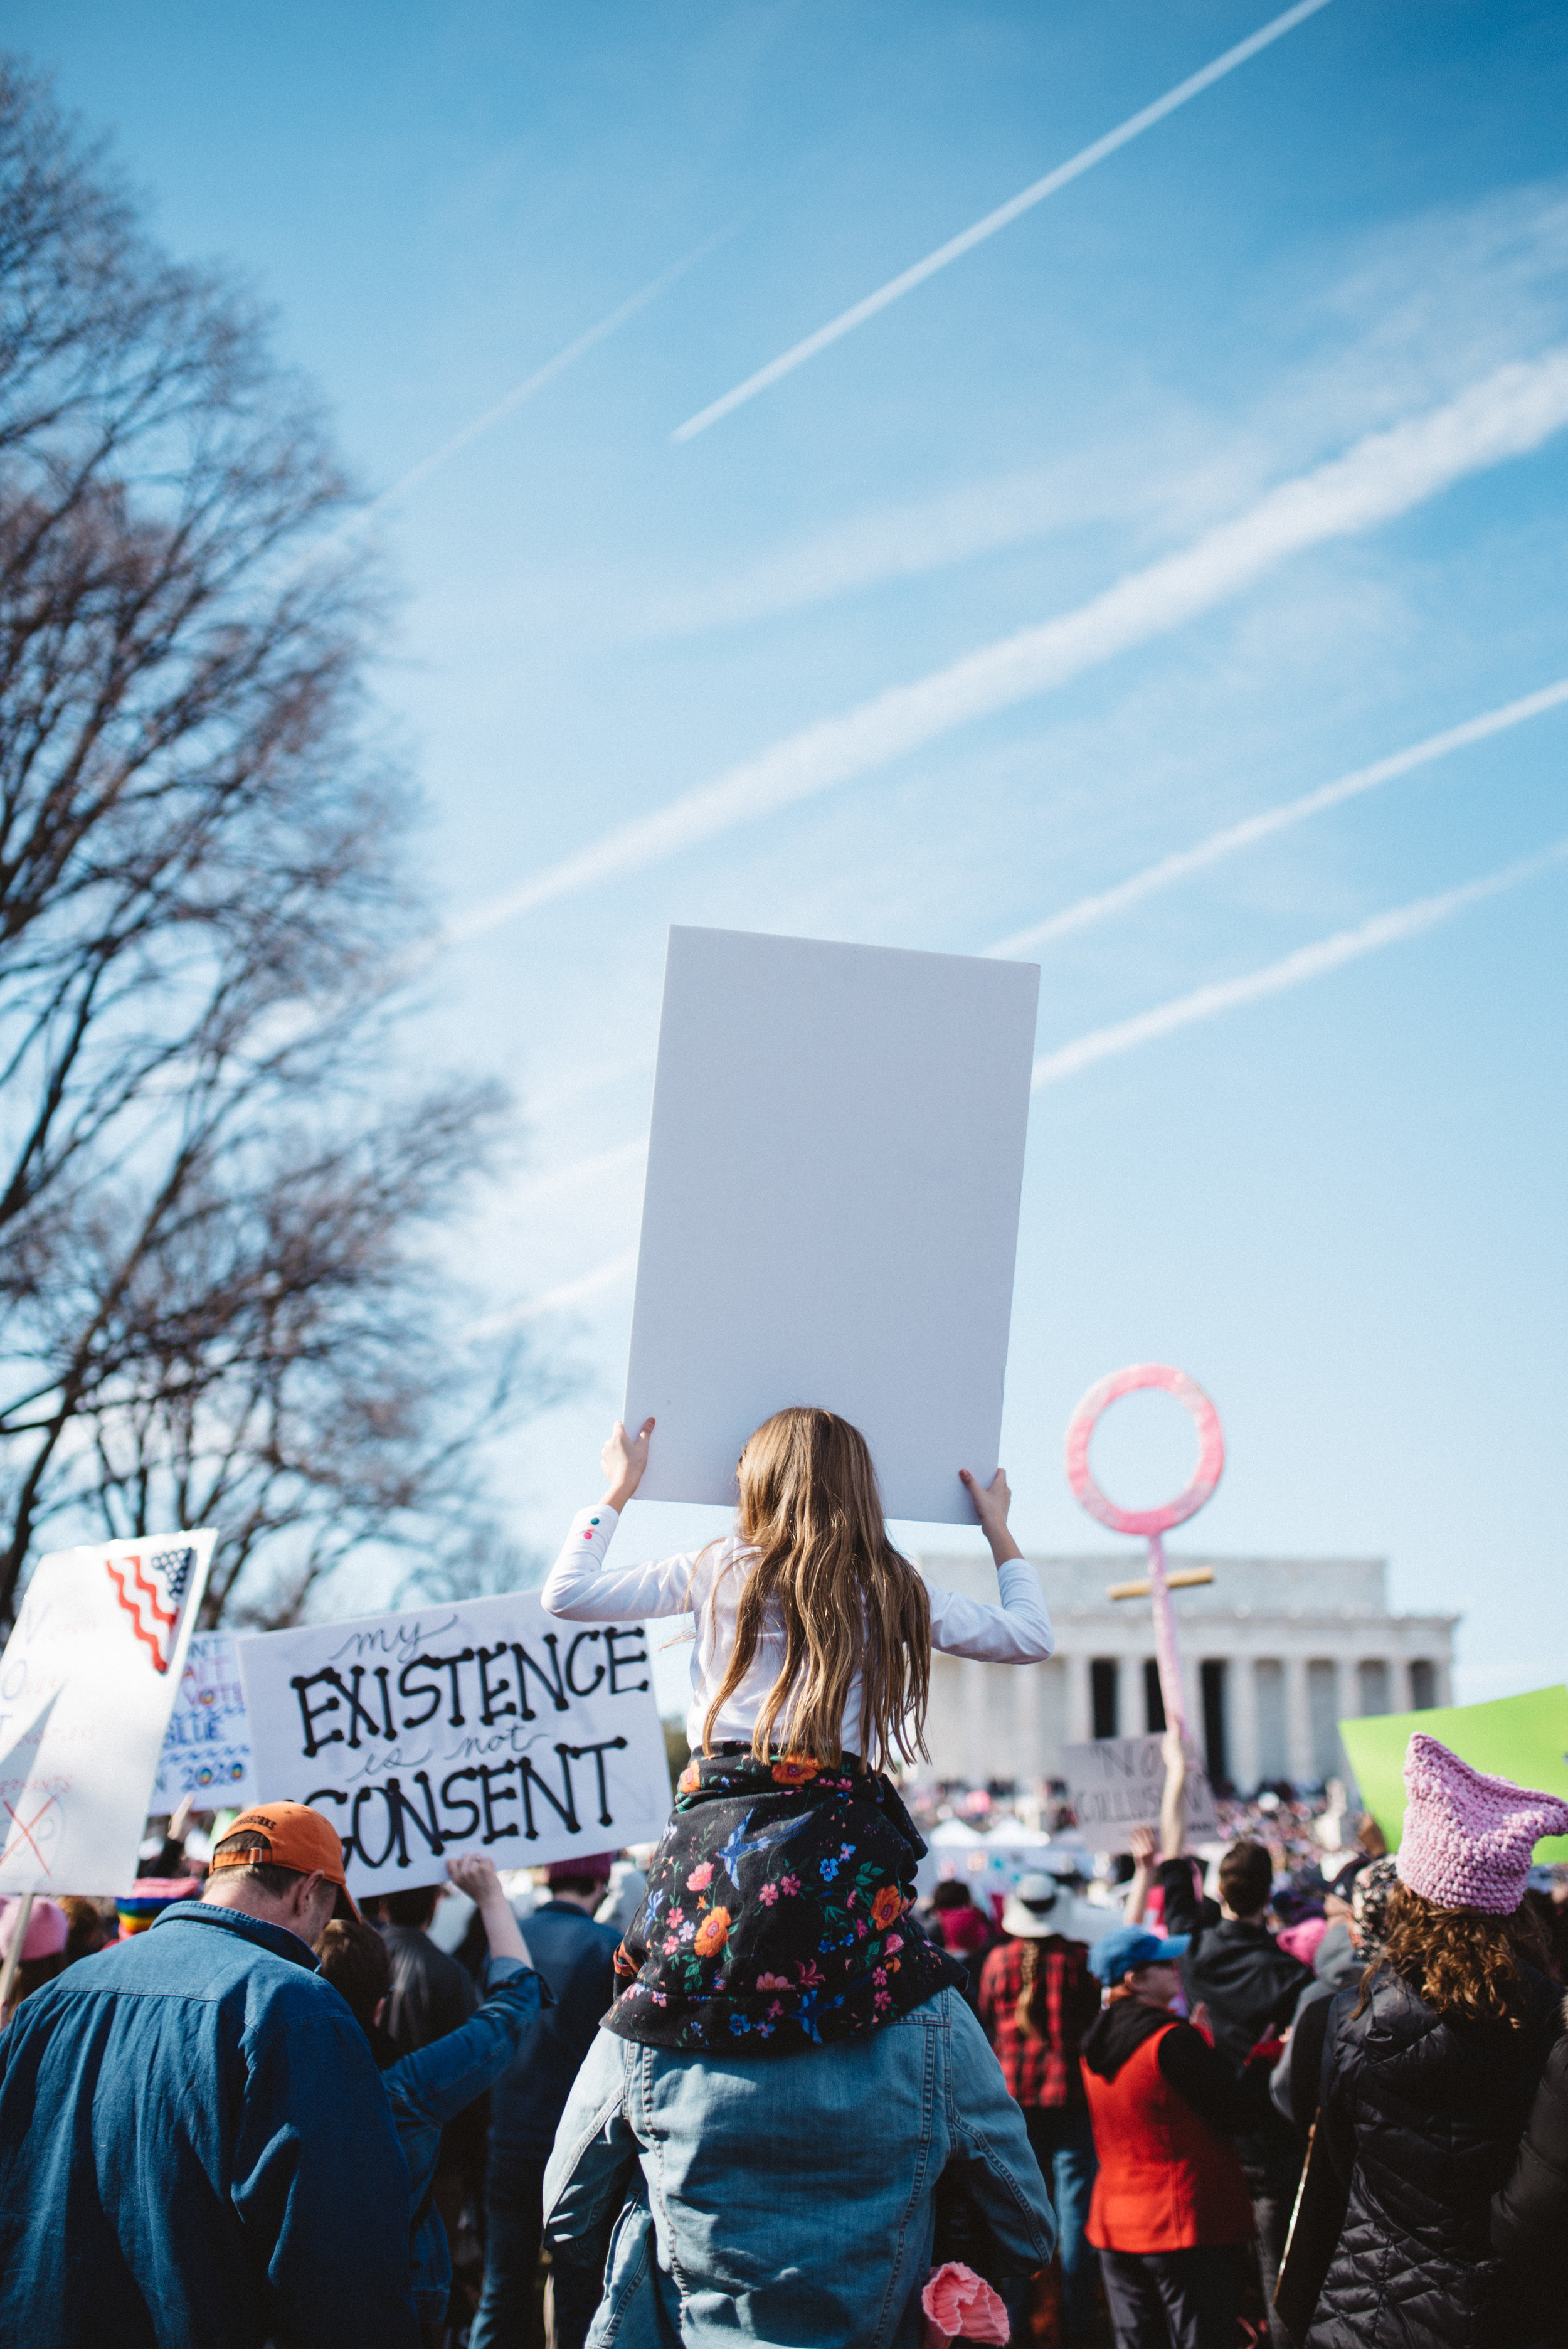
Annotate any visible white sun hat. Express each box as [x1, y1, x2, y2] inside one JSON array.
[[1000, 1871, 1063, 1939]]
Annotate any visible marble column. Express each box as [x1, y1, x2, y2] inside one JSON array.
[[1014, 1660, 1042, 1781], [1229, 1655, 1260, 1796], [963, 1660, 990, 1785], [1285, 1656, 1313, 1786], [1332, 1658, 1353, 1784], [1065, 1650, 1093, 1745]]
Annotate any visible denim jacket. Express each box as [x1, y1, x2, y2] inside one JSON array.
[[383, 1957, 549, 2321], [0, 1902, 420, 2349], [543, 1986, 1054, 2348]]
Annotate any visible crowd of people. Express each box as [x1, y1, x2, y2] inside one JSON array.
[[2, 1404, 1567, 2349]]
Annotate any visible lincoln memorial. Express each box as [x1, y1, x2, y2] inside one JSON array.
[[912, 1550, 1456, 1795]]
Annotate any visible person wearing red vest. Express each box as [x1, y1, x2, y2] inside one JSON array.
[[1080, 1924, 1281, 2349]]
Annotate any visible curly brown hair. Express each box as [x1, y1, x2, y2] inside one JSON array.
[[1372, 1880, 1549, 2030]]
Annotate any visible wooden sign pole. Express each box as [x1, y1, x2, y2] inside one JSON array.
[[0, 1890, 36, 2023]]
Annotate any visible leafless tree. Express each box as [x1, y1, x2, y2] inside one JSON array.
[[0, 63, 546, 1626]]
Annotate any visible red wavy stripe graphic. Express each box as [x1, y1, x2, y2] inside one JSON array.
[[131, 1552, 177, 1628], [105, 1559, 172, 1673]]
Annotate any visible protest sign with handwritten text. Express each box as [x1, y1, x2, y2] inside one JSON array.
[[1060, 1732, 1219, 1853], [237, 1591, 672, 1896], [152, 1631, 255, 1810]]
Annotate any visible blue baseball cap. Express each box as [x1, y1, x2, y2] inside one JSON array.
[[1088, 1924, 1190, 1984]]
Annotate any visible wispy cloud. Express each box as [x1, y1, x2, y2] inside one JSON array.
[[1031, 837, 1568, 1088], [450, 349, 1568, 946], [527, 1055, 657, 1115], [646, 182, 1568, 642], [323, 232, 728, 544], [638, 443, 1232, 639], [470, 1249, 638, 1340], [990, 677, 1568, 957], [671, 0, 1333, 443], [505, 1136, 647, 1218]]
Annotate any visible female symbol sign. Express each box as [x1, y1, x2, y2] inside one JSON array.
[[1064, 1363, 1224, 1537], [1063, 1363, 1225, 1744]]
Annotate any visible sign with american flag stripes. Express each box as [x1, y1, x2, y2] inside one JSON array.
[[0, 1532, 215, 1897]]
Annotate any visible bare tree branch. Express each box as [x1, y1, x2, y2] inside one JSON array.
[[0, 61, 561, 1628]]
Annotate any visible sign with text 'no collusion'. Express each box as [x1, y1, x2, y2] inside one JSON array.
[[237, 1591, 672, 1897], [1060, 1732, 1219, 1854]]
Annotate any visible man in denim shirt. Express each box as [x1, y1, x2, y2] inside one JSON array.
[[472, 1853, 621, 2349], [0, 1802, 419, 2349], [544, 1984, 1055, 2348]]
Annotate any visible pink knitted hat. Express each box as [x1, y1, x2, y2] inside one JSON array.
[[1397, 1733, 1568, 1916], [0, 1896, 68, 1961]]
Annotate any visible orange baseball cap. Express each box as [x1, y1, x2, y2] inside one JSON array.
[[209, 1801, 362, 1920]]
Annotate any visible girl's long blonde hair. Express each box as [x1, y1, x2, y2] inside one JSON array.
[[700, 1406, 931, 1773]]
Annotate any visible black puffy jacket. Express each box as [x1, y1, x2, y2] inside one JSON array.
[[1160, 1864, 1311, 2187], [1306, 1961, 1562, 2349], [1491, 2005, 1568, 2335]]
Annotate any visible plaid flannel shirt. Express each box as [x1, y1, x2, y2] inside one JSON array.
[[977, 1933, 1102, 2109]]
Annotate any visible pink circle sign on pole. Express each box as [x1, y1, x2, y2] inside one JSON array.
[[1063, 1364, 1225, 1745], [1064, 1363, 1225, 1537]]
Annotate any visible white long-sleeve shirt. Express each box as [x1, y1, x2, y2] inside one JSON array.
[[541, 1505, 1054, 1759]]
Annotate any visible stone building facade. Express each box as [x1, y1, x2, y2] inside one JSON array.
[[913, 1551, 1456, 1794]]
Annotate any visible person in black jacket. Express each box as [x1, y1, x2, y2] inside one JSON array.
[[1159, 1836, 1311, 2347], [375, 1882, 480, 2054], [1270, 1859, 1397, 2136], [1491, 1996, 1568, 2343], [1309, 1735, 1568, 2349]]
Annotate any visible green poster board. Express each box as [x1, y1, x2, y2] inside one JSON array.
[[1340, 1685, 1568, 1864]]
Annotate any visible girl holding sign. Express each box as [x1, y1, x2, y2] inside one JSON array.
[[541, 1406, 1053, 2054]]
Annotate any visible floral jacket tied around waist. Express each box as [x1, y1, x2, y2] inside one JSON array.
[[608, 1747, 965, 2054]]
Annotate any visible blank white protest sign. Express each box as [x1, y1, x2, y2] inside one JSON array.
[[624, 927, 1039, 1523]]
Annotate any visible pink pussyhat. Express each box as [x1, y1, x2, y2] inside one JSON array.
[[921, 2264, 1009, 2349], [1397, 1732, 1568, 1916], [0, 1896, 68, 1961]]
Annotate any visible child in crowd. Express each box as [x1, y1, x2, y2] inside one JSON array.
[[540, 1406, 1053, 2053], [314, 1852, 543, 2349]]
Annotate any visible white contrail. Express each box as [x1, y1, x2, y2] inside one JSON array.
[[1031, 837, 1568, 1088], [322, 231, 728, 544], [506, 1136, 647, 1217], [671, 0, 1332, 443], [450, 348, 1568, 946], [990, 677, 1568, 957], [472, 1249, 638, 1339]]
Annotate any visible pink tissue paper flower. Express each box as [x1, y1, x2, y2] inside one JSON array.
[[921, 2262, 1009, 2348]]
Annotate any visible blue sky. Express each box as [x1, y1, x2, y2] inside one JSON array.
[[16, 1, 1567, 1709]]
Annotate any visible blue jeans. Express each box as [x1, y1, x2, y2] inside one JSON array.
[[1019, 2105, 1099, 2336], [472, 2150, 603, 2349]]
